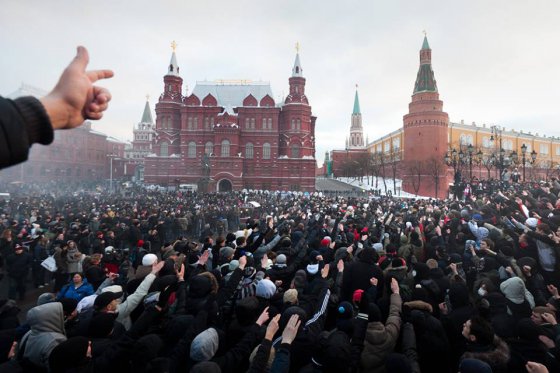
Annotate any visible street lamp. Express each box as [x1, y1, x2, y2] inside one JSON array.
[[467, 144, 474, 180], [520, 144, 538, 182], [107, 154, 117, 193]]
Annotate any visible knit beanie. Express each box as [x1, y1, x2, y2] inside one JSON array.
[[190, 328, 219, 362], [500, 277, 527, 304], [256, 279, 276, 299], [276, 254, 287, 265]]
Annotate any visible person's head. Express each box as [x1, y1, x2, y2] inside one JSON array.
[[480, 238, 494, 251], [72, 273, 84, 285], [94, 291, 121, 312], [14, 243, 24, 254], [49, 337, 92, 372], [536, 223, 551, 235], [67, 240, 76, 249], [530, 306, 555, 325], [462, 316, 495, 345]]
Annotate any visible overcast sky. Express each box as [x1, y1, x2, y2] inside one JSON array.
[[2, 1, 559, 166]]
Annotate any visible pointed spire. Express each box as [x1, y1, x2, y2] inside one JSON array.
[[141, 96, 153, 124], [352, 85, 361, 114], [413, 34, 438, 94], [421, 31, 430, 50], [167, 40, 180, 77], [292, 42, 303, 77]]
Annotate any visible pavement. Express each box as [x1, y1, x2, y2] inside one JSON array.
[[0, 276, 54, 322]]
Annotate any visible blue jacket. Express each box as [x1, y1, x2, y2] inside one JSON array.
[[56, 278, 94, 301]]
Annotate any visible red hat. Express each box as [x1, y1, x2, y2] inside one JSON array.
[[320, 238, 330, 247], [352, 289, 364, 304], [137, 240, 145, 248]]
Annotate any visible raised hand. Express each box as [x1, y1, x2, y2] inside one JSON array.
[[321, 263, 330, 279], [265, 314, 281, 340], [256, 306, 270, 326], [40, 46, 114, 129], [151, 260, 165, 275], [390, 278, 400, 294], [281, 314, 301, 344], [337, 259, 344, 273]]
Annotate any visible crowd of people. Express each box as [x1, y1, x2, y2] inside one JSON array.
[[0, 177, 557, 373]]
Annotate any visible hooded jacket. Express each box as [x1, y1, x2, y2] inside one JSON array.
[[19, 302, 66, 369], [341, 248, 384, 302], [360, 293, 402, 372]]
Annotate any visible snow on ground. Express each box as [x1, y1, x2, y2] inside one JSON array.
[[337, 176, 430, 199]]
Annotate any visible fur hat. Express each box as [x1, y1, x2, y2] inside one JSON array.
[[276, 254, 287, 265], [283, 289, 298, 305]]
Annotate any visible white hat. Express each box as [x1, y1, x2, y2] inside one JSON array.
[[525, 217, 538, 229], [104, 246, 114, 253], [142, 253, 158, 266], [306, 263, 319, 275]]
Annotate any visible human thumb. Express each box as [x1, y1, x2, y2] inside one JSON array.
[[71, 46, 89, 71]]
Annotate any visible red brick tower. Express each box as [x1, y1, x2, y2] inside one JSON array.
[[402, 35, 449, 198]]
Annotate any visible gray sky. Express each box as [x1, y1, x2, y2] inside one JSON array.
[[2, 1, 559, 166]]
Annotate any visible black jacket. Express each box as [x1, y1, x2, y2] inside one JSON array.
[[0, 96, 53, 170]]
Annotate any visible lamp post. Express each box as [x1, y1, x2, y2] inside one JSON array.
[[107, 154, 117, 194], [467, 144, 474, 180]]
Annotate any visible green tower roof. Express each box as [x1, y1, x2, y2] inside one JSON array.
[[413, 64, 438, 94], [141, 100, 153, 124], [353, 89, 361, 114], [422, 35, 430, 50]]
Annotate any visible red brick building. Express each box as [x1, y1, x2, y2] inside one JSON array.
[[144, 47, 317, 191]]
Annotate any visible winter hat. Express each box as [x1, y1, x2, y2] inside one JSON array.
[[517, 257, 537, 270], [228, 260, 239, 272], [88, 312, 117, 338], [472, 214, 483, 222], [142, 253, 158, 266], [49, 337, 90, 371], [219, 246, 235, 260], [281, 306, 308, 329], [137, 240, 145, 248], [189, 275, 213, 298], [372, 243, 383, 252], [256, 279, 276, 299], [101, 285, 124, 298], [320, 238, 331, 247], [500, 277, 527, 304], [191, 362, 221, 373], [94, 291, 121, 310], [337, 301, 354, 319], [525, 217, 538, 229], [390, 257, 407, 270], [353, 289, 364, 304], [276, 254, 287, 265], [459, 358, 492, 373], [283, 289, 298, 305], [190, 328, 219, 362], [400, 235, 409, 244], [58, 298, 78, 317]]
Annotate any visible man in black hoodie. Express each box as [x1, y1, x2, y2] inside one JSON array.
[[341, 247, 384, 302]]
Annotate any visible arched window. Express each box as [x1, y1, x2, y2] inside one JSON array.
[[188, 141, 197, 158], [267, 118, 272, 130], [291, 119, 295, 130], [160, 142, 169, 157], [262, 118, 267, 129], [245, 142, 254, 159], [263, 143, 271, 159], [250, 118, 255, 129], [205, 141, 214, 155], [221, 139, 230, 157], [291, 143, 301, 158]]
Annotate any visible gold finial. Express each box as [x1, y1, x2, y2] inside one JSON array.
[[355, 83, 358, 89], [423, 30, 427, 37], [146, 94, 150, 101], [295, 42, 300, 53], [171, 40, 177, 52]]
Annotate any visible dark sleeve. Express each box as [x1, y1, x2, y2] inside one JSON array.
[[247, 338, 272, 373], [216, 267, 243, 306], [214, 323, 261, 372], [0, 96, 54, 169], [168, 310, 209, 373], [173, 280, 187, 315], [270, 343, 292, 373], [349, 316, 368, 372]]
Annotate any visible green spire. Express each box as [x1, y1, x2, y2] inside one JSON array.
[[352, 89, 361, 114], [422, 35, 430, 50], [141, 100, 153, 124]]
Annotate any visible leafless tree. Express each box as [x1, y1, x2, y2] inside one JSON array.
[[389, 148, 400, 195], [425, 156, 447, 199], [406, 160, 423, 196]]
